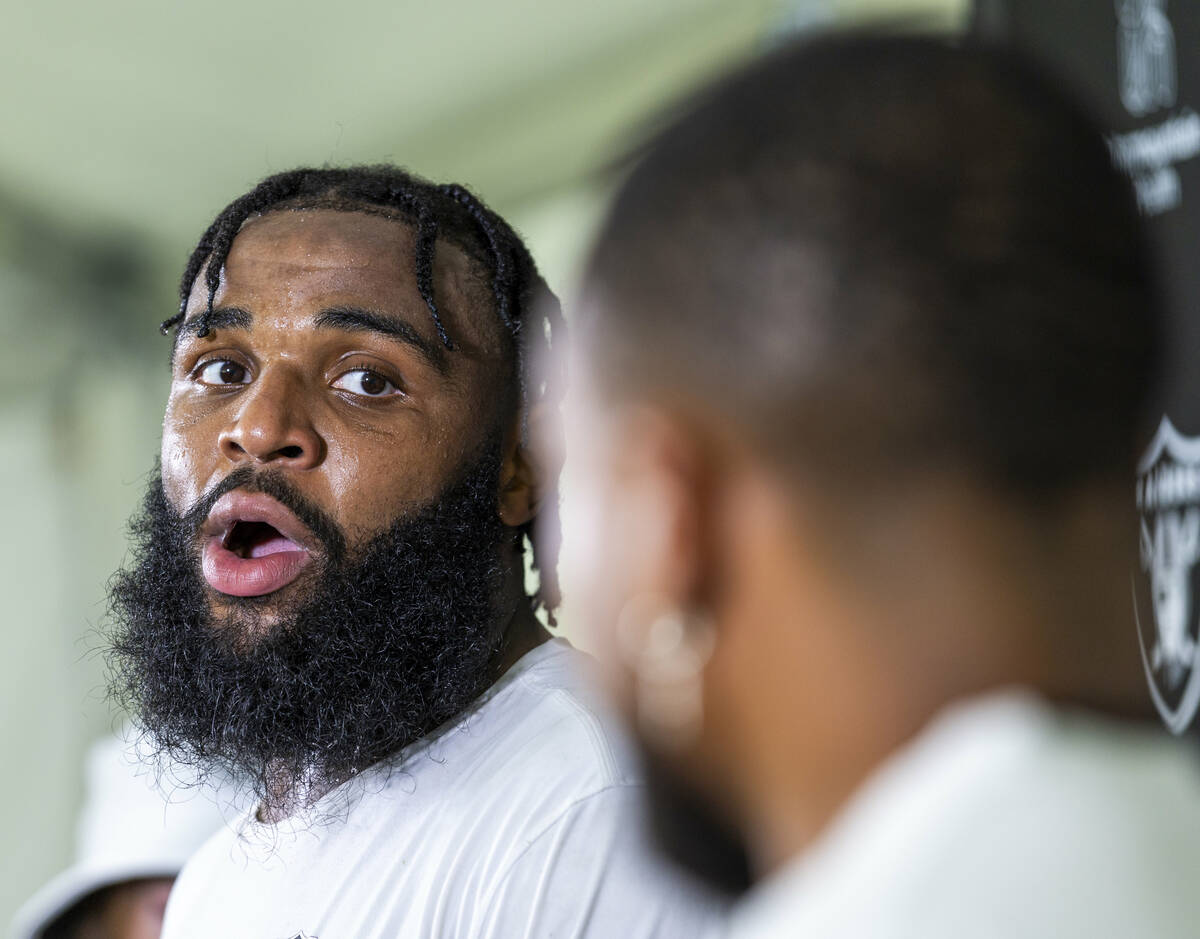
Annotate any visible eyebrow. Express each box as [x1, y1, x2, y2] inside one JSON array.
[[170, 306, 254, 362], [314, 306, 449, 374], [172, 305, 450, 375], [175, 306, 254, 342]]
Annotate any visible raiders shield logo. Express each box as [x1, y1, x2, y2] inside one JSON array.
[[1134, 415, 1200, 732]]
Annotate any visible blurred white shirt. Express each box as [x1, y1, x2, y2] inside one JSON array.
[[161, 638, 725, 939], [729, 691, 1200, 939]]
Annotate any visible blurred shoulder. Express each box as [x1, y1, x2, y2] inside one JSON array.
[[731, 692, 1200, 939]]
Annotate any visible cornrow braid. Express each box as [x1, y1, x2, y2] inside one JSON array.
[[161, 165, 566, 617], [411, 201, 450, 347], [439, 183, 516, 332]]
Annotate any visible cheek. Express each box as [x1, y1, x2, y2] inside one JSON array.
[[321, 427, 462, 537], [160, 398, 206, 510]]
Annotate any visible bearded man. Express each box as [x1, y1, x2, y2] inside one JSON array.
[[106, 166, 723, 939]]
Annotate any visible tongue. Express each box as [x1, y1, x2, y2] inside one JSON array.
[[203, 534, 312, 597], [248, 533, 304, 559]]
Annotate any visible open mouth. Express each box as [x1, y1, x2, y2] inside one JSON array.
[[224, 521, 304, 559], [200, 492, 316, 598]]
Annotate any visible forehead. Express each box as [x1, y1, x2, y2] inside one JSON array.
[[184, 209, 503, 354]]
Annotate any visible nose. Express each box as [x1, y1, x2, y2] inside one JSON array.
[[218, 367, 324, 469]]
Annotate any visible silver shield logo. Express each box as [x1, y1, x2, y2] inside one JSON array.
[[1134, 415, 1200, 732]]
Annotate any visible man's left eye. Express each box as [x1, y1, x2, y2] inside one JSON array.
[[332, 369, 400, 397]]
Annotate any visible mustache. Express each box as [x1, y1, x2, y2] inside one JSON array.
[[181, 466, 348, 562]]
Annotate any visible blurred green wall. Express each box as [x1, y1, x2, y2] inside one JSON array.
[[0, 0, 964, 929]]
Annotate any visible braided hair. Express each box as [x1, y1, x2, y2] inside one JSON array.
[[162, 165, 565, 618]]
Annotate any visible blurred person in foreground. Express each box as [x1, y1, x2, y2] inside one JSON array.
[[561, 31, 1200, 938], [104, 166, 722, 938], [11, 734, 230, 939]]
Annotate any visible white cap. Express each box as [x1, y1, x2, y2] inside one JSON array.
[[10, 732, 237, 939]]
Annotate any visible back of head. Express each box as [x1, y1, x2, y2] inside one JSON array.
[[569, 34, 1166, 879], [582, 32, 1161, 502]]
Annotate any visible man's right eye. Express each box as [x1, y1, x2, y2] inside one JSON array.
[[195, 360, 250, 386]]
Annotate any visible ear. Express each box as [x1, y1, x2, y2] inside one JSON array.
[[498, 404, 559, 528], [610, 406, 712, 613]]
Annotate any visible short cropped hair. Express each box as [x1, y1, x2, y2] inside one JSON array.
[[582, 32, 1162, 500]]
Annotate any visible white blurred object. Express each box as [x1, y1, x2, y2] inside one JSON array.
[[728, 691, 1200, 939], [10, 733, 235, 939]]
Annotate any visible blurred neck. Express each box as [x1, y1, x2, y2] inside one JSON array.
[[722, 470, 1148, 876]]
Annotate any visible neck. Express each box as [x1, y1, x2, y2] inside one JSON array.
[[491, 540, 552, 676], [492, 597, 552, 677], [736, 475, 1150, 875]]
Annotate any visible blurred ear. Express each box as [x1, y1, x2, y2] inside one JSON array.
[[607, 406, 711, 613], [499, 404, 559, 529]]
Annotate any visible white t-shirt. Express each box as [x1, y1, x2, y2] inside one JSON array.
[[728, 691, 1200, 939], [161, 638, 725, 939]]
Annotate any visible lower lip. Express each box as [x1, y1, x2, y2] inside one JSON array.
[[201, 539, 312, 597]]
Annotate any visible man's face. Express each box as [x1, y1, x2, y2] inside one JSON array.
[[107, 208, 524, 811], [163, 209, 511, 622]]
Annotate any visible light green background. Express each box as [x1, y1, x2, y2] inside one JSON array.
[[0, 0, 964, 929]]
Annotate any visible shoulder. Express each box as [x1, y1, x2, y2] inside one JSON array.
[[161, 817, 247, 930], [474, 784, 729, 939], [736, 695, 1200, 939], [308, 638, 647, 870], [451, 638, 639, 792]]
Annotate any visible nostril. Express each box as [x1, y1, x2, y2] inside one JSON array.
[[279, 446, 303, 459]]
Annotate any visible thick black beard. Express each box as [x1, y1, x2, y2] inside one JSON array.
[[107, 446, 510, 815]]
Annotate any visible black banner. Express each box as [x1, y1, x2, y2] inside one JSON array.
[[974, 1, 1200, 732]]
